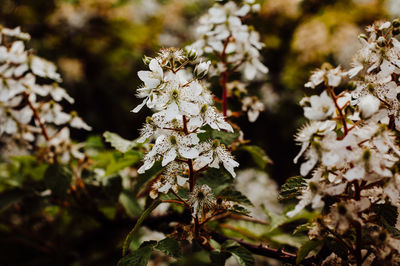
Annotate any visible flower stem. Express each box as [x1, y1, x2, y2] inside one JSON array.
[[329, 87, 348, 138], [353, 180, 362, 266], [23, 92, 50, 141], [182, 115, 195, 192]]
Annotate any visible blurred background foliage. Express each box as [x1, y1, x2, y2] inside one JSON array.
[[0, 0, 398, 183], [0, 0, 399, 265]]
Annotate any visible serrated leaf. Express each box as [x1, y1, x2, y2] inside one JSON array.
[[228, 246, 254, 266], [211, 129, 240, 146], [197, 125, 239, 145], [122, 199, 162, 256], [43, 164, 72, 198], [229, 204, 250, 216], [296, 239, 322, 264], [239, 145, 272, 169], [278, 176, 307, 200], [197, 168, 233, 194], [218, 187, 253, 206], [372, 202, 398, 227], [118, 245, 152, 266], [155, 238, 182, 258], [209, 250, 231, 266], [119, 190, 143, 217], [382, 219, 400, 239], [0, 189, 31, 213], [103, 131, 136, 153]]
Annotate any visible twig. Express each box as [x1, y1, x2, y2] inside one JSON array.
[[23, 92, 50, 141], [211, 231, 317, 265]]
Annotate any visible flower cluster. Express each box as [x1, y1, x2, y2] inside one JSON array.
[[132, 48, 239, 202], [290, 19, 400, 264], [187, 0, 268, 121], [0, 26, 91, 163]]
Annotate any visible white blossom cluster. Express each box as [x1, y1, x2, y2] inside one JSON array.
[[0, 26, 91, 162], [187, 0, 268, 122], [132, 48, 239, 198], [289, 19, 400, 263]]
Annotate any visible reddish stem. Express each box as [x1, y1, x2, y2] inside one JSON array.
[[329, 88, 348, 139], [24, 92, 50, 141]]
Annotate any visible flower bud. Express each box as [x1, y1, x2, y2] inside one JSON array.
[[377, 36, 386, 47], [142, 55, 152, 65], [195, 60, 211, 78], [393, 18, 400, 27], [358, 33, 368, 41], [185, 48, 198, 61]]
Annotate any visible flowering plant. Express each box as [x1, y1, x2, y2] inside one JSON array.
[[286, 18, 400, 265]]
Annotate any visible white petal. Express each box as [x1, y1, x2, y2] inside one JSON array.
[[162, 148, 177, 166]]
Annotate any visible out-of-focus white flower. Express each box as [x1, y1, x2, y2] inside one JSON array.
[[194, 141, 239, 177], [303, 91, 336, 121], [358, 94, 380, 118], [242, 96, 264, 122]]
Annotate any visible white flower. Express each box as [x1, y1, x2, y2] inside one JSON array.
[[132, 58, 164, 113], [305, 69, 325, 88], [70, 115, 92, 131], [293, 120, 336, 164], [358, 94, 380, 118], [148, 133, 200, 167], [194, 141, 239, 177], [242, 96, 264, 122], [305, 66, 344, 88], [2, 27, 30, 40], [30, 56, 62, 82], [40, 102, 71, 125], [303, 91, 335, 120], [195, 60, 211, 77], [189, 184, 215, 217], [187, 106, 233, 132]]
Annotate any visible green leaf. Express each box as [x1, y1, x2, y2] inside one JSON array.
[[197, 125, 239, 145], [122, 199, 162, 256], [228, 246, 254, 266], [239, 145, 272, 169], [118, 245, 152, 266], [43, 164, 72, 198], [296, 239, 322, 264], [293, 223, 313, 235], [211, 129, 240, 146], [229, 204, 251, 216], [0, 189, 31, 213], [209, 250, 231, 265], [218, 187, 253, 206], [105, 151, 142, 176], [85, 135, 104, 149], [372, 202, 398, 227], [119, 190, 143, 218], [155, 238, 182, 258], [278, 176, 307, 201], [103, 131, 136, 153], [197, 168, 233, 194]]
